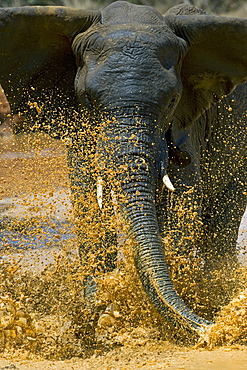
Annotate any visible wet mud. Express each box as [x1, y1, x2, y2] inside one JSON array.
[[0, 132, 247, 369]]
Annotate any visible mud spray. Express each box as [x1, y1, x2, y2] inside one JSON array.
[[0, 125, 247, 364]]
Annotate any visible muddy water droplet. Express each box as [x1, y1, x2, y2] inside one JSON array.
[[0, 127, 247, 364]]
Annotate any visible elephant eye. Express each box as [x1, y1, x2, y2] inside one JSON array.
[[84, 33, 105, 57], [166, 93, 180, 116], [73, 32, 105, 65], [80, 92, 95, 110]]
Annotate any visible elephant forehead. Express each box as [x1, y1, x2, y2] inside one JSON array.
[[106, 28, 175, 49], [100, 24, 173, 44], [76, 25, 179, 58]]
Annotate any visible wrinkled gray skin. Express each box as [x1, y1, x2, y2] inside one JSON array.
[[0, 1, 247, 334]]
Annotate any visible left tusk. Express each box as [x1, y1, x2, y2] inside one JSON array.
[[97, 177, 103, 209], [163, 174, 175, 192], [110, 189, 118, 213]]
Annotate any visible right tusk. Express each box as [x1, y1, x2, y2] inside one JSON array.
[[163, 174, 175, 192], [97, 177, 103, 209]]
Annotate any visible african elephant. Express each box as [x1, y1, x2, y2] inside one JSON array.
[[0, 1, 247, 335]]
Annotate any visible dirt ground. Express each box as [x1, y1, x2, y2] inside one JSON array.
[[0, 346, 247, 370]]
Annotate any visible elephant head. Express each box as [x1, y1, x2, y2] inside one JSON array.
[[0, 1, 247, 334]]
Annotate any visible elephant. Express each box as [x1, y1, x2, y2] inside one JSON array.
[[0, 1, 247, 335]]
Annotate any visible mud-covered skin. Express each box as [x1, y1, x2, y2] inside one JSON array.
[[0, 1, 247, 334]]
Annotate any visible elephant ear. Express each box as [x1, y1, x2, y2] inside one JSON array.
[[164, 14, 247, 128], [0, 6, 100, 135]]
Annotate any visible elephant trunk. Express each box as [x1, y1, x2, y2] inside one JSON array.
[[97, 109, 212, 334]]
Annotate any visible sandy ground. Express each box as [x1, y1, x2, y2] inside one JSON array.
[[0, 346, 247, 370]]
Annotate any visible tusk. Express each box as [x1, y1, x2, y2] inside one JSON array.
[[110, 189, 118, 213], [97, 177, 103, 209], [163, 174, 175, 192]]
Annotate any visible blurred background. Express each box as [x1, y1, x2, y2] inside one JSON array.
[[0, 0, 247, 15]]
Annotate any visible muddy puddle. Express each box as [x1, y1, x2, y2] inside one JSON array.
[[0, 132, 247, 369]]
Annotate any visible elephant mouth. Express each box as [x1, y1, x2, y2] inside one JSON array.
[[93, 107, 192, 210], [96, 173, 175, 210]]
